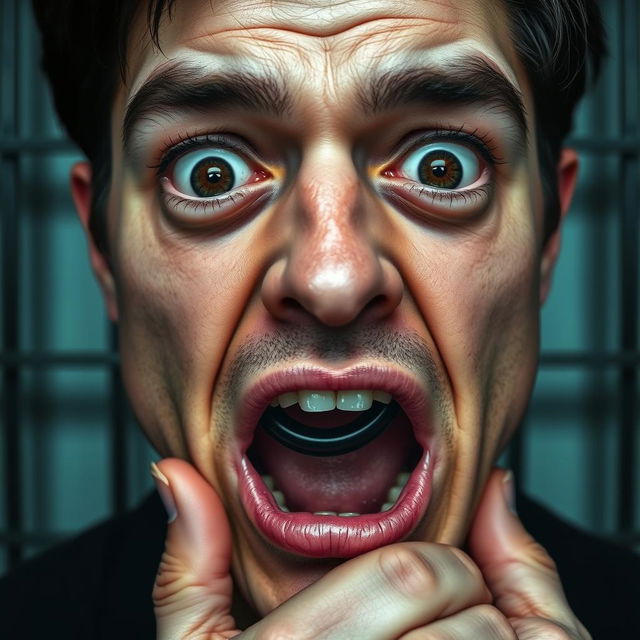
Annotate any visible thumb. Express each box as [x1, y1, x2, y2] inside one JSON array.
[[151, 458, 241, 640], [467, 469, 577, 628]]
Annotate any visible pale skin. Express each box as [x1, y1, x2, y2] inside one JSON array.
[[69, 0, 589, 636]]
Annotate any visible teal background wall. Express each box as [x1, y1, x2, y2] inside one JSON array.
[[1, 0, 639, 574]]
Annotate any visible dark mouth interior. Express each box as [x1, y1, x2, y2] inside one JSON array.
[[247, 404, 422, 514]]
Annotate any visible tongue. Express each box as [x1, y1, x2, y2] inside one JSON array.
[[252, 411, 416, 513]]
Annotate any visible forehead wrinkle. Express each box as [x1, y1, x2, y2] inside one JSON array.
[[187, 26, 470, 121], [315, 18, 465, 77], [178, 3, 464, 44], [175, 15, 498, 113], [125, 0, 507, 92], [172, 28, 323, 97], [182, 17, 464, 59]]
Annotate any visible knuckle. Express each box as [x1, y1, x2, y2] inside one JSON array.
[[377, 545, 439, 597], [473, 604, 517, 639], [448, 546, 483, 581], [522, 540, 559, 574], [152, 551, 190, 605]]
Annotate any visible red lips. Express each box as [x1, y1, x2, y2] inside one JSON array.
[[239, 451, 432, 557], [233, 365, 437, 558]]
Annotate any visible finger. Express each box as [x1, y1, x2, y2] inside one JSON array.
[[511, 615, 590, 640], [151, 458, 241, 640], [242, 542, 491, 640], [398, 604, 516, 639], [467, 469, 583, 633]]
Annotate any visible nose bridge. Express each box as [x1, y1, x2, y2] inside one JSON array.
[[296, 159, 363, 277], [261, 151, 403, 327], [300, 154, 359, 228]]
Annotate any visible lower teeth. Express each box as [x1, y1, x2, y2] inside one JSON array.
[[260, 471, 411, 514]]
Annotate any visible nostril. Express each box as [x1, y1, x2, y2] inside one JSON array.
[[358, 293, 396, 323], [282, 297, 304, 313], [367, 294, 387, 310]]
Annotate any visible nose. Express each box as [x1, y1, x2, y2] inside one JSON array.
[[261, 156, 403, 327]]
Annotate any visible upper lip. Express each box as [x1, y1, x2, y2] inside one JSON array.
[[234, 363, 436, 456]]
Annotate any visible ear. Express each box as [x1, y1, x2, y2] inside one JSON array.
[[539, 148, 579, 304], [70, 162, 119, 321]]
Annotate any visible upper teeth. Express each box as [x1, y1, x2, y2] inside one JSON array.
[[271, 390, 392, 412]]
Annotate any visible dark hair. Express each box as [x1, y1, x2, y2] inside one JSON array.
[[31, 0, 606, 253]]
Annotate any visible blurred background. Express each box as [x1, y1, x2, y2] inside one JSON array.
[[0, 0, 638, 575]]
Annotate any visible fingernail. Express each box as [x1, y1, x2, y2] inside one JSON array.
[[502, 470, 517, 515], [151, 461, 178, 523]]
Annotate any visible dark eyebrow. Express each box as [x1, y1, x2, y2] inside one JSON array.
[[358, 56, 528, 143], [122, 61, 293, 154]]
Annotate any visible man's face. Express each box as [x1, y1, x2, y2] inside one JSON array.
[[95, 0, 554, 615]]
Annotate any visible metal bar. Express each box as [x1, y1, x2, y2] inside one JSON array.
[[539, 352, 640, 366], [0, 531, 69, 546], [1, 0, 23, 568], [617, 0, 639, 534], [566, 137, 640, 153], [109, 325, 127, 514], [0, 138, 76, 154], [1, 351, 118, 366], [508, 420, 525, 488]]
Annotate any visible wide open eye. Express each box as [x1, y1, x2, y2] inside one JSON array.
[[172, 148, 253, 198], [400, 142, 482, 190]]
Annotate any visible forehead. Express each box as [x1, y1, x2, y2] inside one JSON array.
[[124, 0, 522, 105]]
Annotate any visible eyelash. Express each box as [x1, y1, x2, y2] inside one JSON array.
[[388, 125, 504, 207], [402, 182, 492, 209], [161, 190, 244, 211], [149, 131, 248, 177], [417, 125, 505, 166]]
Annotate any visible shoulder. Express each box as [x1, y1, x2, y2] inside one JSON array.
[[517, 491, 640, 639], [0, 492, 165, 640]]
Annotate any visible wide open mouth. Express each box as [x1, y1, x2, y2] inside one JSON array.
[[247, 389, 423, 516]]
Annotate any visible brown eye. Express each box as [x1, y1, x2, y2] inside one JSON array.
[[400, 142, 482, 190], [172, 148, 252, 198], [190, 157, 234, 196], [418, 150, 462, 189]]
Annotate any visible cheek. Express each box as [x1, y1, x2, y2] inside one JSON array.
[[402, 204, 540, 416], [110, 205, 263, 453], [469, 234, 540, 446]]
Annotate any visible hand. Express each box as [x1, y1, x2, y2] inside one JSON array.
[[466, 469, 592, 639], [151, 460, 590, 639]]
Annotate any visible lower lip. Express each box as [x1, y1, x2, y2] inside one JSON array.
[[237, 450, 433, 558]]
